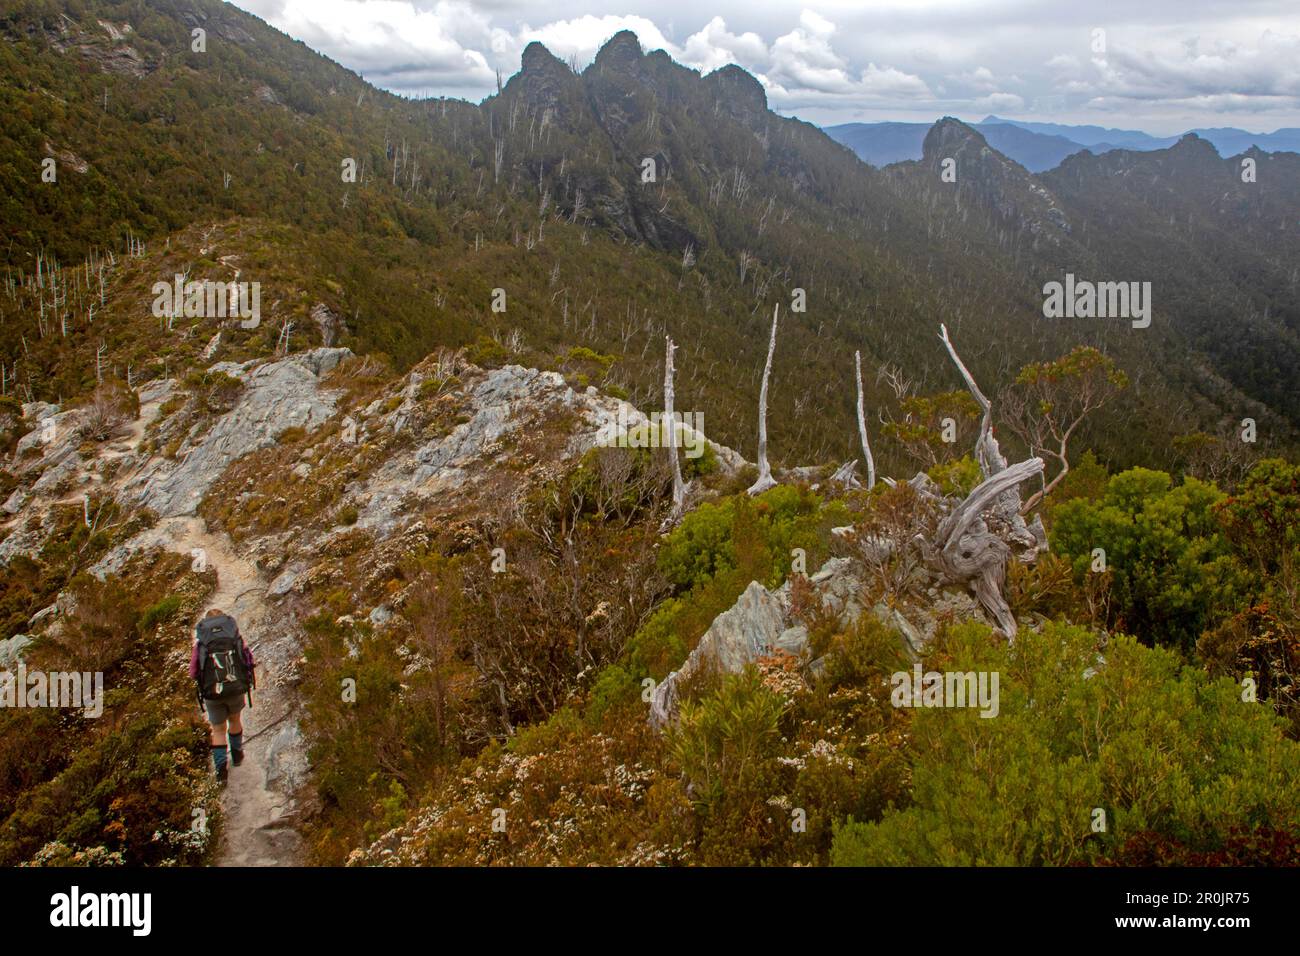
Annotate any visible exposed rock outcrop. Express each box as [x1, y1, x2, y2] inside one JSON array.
[[122, 347, 351, 517], [650, 557, 863, 726], [353, 363, 745, 536], [648, 547, 998, 727]]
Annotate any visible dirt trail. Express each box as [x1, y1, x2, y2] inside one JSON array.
[[162, 517, 306, 866], [106, 390, 307, 866]]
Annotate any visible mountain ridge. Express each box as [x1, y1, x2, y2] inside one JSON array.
[[828, 115, 1300, 172]]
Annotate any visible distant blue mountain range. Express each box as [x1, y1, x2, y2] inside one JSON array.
[[824, 116, 1300, 172]]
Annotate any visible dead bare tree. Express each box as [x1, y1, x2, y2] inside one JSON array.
[[79, 381, 135, 443], [930, 323, 1047, 639], [939, 323, 1001, 476], [663, 335, 686, 521], [854, 350, 876, 490], [275, 318, 295, 356], [926, 458, 1044, 638], [747, 303, 779, 495]]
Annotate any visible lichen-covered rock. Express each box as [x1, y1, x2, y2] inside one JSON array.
[[122, 347, 351, 517], [650, 577, 813, 727], [0, 634, 32, 668], [354, 363, 746, 535]]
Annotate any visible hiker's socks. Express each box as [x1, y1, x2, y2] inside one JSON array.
[[229, 732, 244, 766], [212, 744, 228, 773]]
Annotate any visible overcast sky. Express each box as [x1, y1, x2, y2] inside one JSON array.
[[228, 0, 1300, 134]]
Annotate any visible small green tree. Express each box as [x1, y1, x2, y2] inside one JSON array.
[[1214, 458, 1300, 590], [1050, 468, 1245, 649], [881, 390, 979, 469], [1001, 346, 1128, 512]]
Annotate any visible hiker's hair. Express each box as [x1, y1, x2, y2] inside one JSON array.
[[205, 608, 225, 619]]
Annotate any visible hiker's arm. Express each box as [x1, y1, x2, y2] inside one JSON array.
[[190, 641, 204, 713], [237, 628, 256, 686], [237, 627, 255, 668]]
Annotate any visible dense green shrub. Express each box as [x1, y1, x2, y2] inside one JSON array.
[[584, 664, 641, 728], [1050, 468, 1246, 649], [1215, 458, 1300, 584], [926, 454, 982, 496], [671, 669, 786, 814], [657, 484, 849, 593], [831, 620, 1300, 866]]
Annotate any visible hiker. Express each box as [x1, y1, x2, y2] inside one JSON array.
[[190, 608, 256, 783]]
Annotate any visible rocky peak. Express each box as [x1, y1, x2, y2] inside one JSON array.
[[591, 30, 644, 73], [519, 41, 569, 79], [921, 116, 989, 162], [1167, 131, 1222, 163], [703, 64, 768, 126], [506, 40, 579, 114], [917, 115, 1073, 241]]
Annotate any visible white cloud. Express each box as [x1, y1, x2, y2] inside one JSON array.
[[235, 0, 496, 93], [857, 63, 933, 98], [515, 14, 672, 63], [1103, 30, 1300, 99], [679, 16, 769, 74]]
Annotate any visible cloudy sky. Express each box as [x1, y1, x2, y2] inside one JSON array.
[[228, 0, 1300, 134]]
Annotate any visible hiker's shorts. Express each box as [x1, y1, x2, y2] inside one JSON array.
[[204, 693, 246, 725]]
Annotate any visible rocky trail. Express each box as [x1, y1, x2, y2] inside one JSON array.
[[98, 385, 309, 866]]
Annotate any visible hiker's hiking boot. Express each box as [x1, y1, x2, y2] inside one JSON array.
[[231, 748, 244, 767], [216, 763, 229, 785]]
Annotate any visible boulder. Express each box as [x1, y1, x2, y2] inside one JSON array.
[[648, 552, 998, 726], [649, 580, 790, 726], [0, 634, 32, 668]]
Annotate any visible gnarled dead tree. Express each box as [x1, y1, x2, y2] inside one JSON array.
[[925, 457, 1043, 638], [929, 324, 1047, 639], [746, 302, 779, 495], [829, 459, 861, 487]]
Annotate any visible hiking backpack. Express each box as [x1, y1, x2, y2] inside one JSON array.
[[196, 615, 251, 701]]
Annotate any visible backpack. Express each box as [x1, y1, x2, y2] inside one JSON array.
[[196, 615, 251, 701]]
